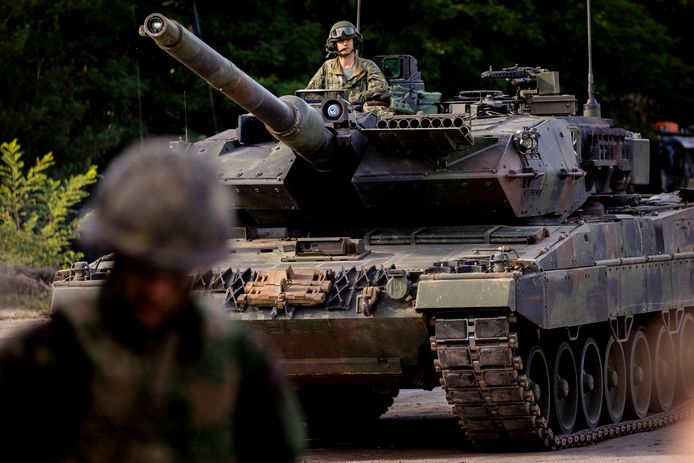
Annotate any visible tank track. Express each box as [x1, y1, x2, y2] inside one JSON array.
[[431, 314, 691, 449]]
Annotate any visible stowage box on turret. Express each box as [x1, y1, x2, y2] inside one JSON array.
[[53, 13, 694, 449]]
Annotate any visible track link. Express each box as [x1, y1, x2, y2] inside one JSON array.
[[431, 314, 691, 449]]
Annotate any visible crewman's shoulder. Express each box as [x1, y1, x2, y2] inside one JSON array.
[[359, 58, 382, 70]]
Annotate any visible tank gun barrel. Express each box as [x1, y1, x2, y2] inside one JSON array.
[[140, 13, 335, 170]]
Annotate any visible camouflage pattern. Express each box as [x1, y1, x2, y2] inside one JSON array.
[[80, 139, 230, 272], [412, 208, 694, 328], [306, 56, 388, 104], [0, 290, 305, 462], [362, 101, 394, 117]]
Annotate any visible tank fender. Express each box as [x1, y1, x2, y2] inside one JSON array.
[[415, 275, 516, 311]]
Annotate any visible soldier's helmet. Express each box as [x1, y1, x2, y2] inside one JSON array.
[[80, 139, 230, 272], [328, 21, 363, 43], [325, 20, 363, 55]]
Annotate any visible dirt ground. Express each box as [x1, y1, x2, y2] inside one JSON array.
[[0, 317, 47, 340], [0, 261, 53, 315], [303, 388, 694, 463], [2, 317, 692, 463]]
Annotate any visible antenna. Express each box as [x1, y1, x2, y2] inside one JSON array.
[[183, 91, 189, 142], [131, 6, 144, 145], [192, 1, 219, 133], [356, 0, 362, 32], [583, 0, 601, 117]]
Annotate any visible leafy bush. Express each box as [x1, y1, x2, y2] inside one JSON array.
[[0, 139, 97, 268]]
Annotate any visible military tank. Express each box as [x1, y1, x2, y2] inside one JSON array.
[[53, 13, 694, 449]]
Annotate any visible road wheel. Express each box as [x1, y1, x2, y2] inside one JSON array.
[[578, 337, 603, 428], [526, 345, 551, 422], [552, 341, 578, 434], [602, 334, 626, 424], [649, 323, 675, 412], [625, 329, 651, 419], [677, 313, 694, 399]]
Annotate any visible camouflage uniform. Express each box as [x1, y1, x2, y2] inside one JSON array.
[[0, 141, 304, 462], [306, 55, 388, 104], [0, 287, 304, 463]]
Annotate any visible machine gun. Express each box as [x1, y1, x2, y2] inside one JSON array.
[[482, 65, 547, 84], [481, 65, 560, 96], [479, 65, 575, 115]]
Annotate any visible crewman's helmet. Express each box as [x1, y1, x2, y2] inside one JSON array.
[[325, 20, 363, 56]]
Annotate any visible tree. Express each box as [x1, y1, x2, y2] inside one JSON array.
[[0, 139, 97, 268], [1, 0, 693, 179]]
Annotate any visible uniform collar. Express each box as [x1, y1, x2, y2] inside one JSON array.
[[330, 54, 363, 78]]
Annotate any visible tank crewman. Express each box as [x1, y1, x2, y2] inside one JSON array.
[[305, 20, 388, 104], [0, 140, 305, 463]]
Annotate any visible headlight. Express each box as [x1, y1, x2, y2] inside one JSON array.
[[515, 127, 540, 153], [521, 137, 536, 149]]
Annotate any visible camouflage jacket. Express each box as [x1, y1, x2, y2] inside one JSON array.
[[306, 55, 388, 103], [0, 290, 304, 463]]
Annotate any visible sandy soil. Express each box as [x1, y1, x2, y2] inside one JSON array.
[[302, 388, 694, 463]]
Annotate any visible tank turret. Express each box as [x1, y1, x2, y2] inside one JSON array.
[[141, 16, 651, 227]]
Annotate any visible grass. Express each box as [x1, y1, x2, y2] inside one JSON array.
[[0, 297, 50, 318]]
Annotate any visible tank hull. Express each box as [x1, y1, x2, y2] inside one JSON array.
[[169, 202, 692, 386], [199, 203, 692, 446]]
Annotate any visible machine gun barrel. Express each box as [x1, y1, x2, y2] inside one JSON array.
[[140, 13, 335, 170], [481, 66, 547, 80], [481, 69, 528, 80]]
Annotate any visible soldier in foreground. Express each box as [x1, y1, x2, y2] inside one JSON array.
[[306, 20, 388, 104], [0, 140, 305, 462]]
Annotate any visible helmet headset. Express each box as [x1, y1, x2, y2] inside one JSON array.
[[324, 21, 363, 58]]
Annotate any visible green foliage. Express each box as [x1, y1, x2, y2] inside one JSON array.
[[0, 139, 97, 268], [0, 0, 693, 173]]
